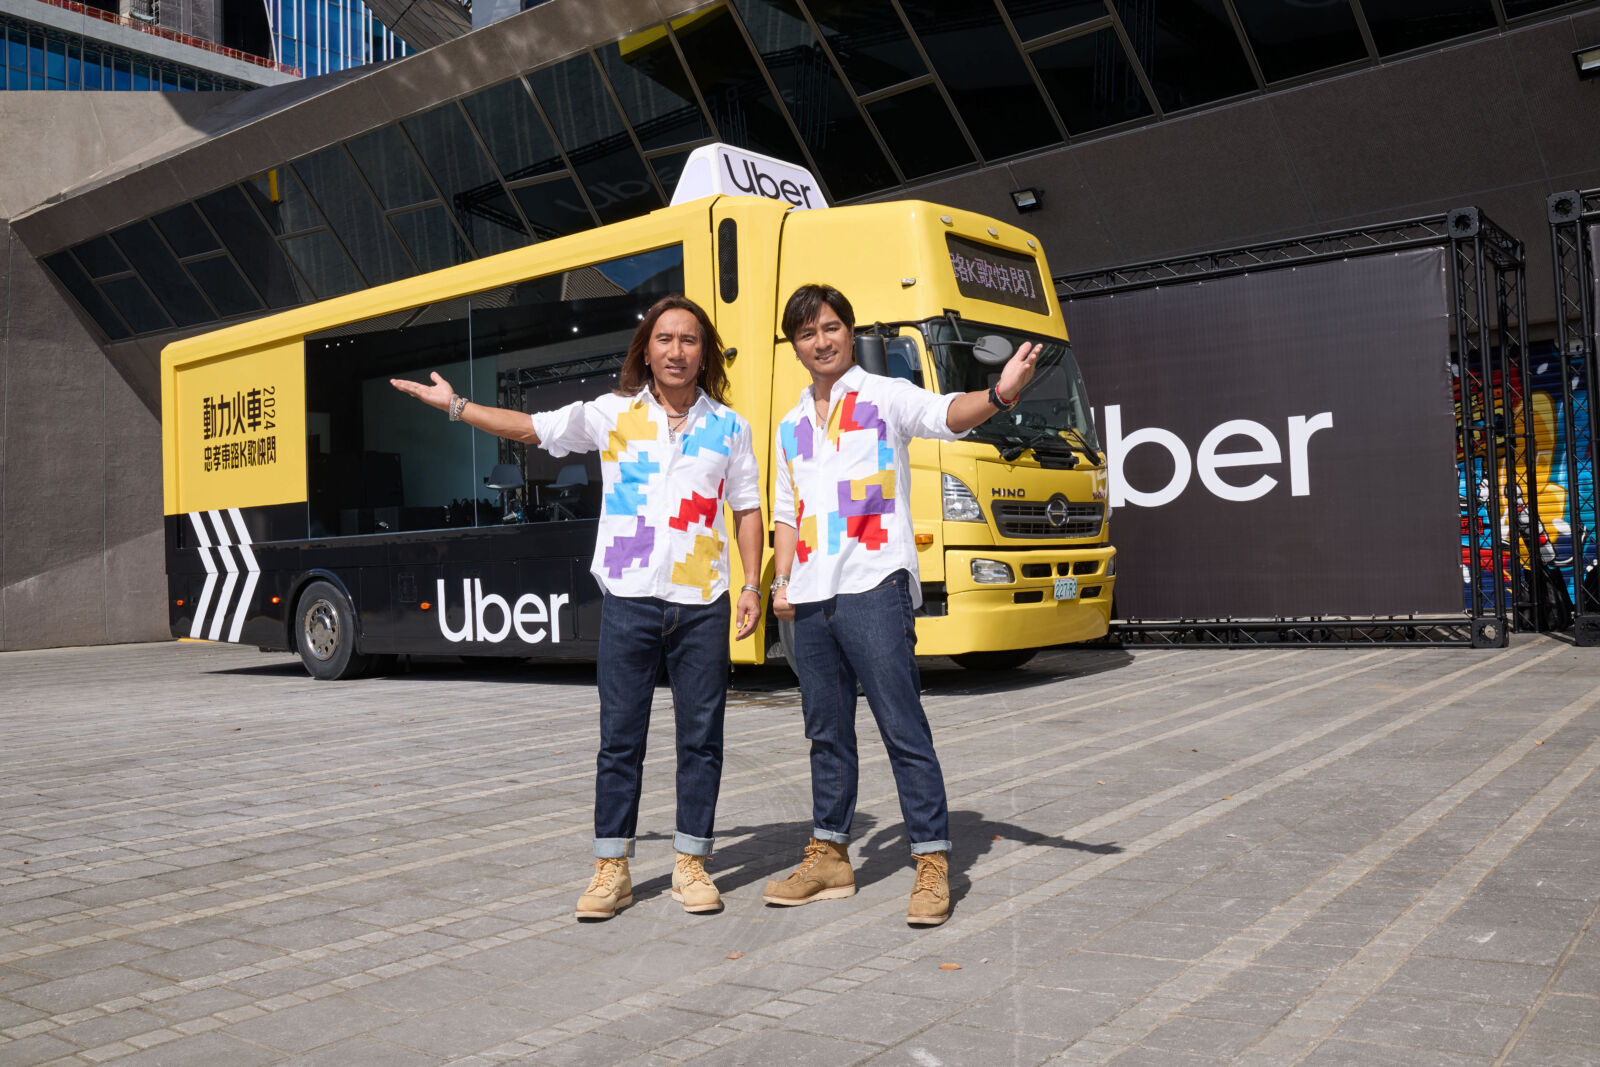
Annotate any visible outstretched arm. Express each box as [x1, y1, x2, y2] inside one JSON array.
[[390, 372, 542, 445], [944, 341, 1041, 433]]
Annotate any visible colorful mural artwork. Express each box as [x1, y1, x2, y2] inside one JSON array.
[[1455, 341, 1596, 623]]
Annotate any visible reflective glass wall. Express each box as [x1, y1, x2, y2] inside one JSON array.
[[1, 15, 255, 90], [273, 0, 410, 77], [43, 0, 1581, 339]]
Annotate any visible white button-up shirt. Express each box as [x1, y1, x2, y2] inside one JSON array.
[[774, 365, 967, 607], [532, 388, 760, 604]]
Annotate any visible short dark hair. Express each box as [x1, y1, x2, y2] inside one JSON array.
[[781, 283, 854, 341], [615, 294, 729, 404]]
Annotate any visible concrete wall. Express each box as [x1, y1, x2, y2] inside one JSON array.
[[0, 92, 232, 650]]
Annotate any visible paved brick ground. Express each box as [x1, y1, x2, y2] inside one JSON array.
[[0, 636, 1597, 1065]]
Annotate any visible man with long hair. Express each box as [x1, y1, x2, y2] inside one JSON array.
[[765, 283, 1038, 926], [391, 294, 762, 920]]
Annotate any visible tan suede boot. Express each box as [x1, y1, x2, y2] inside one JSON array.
[[575, 857, 633, 919], [763, 837, 856, 906], [670, 853, 722, 913], [906, 851, 950, 925]]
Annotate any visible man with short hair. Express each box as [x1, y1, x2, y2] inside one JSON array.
[[765, 283, 1038, 925]]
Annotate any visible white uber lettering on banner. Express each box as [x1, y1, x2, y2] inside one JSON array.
[[1103, 405, 1334, 508], [436, 579, 568, 644]]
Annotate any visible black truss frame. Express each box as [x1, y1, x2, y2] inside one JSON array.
[[1548, 190, 1600, 645], [1056, 208, 1529, 649]]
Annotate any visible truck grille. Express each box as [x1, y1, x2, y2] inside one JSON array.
[[992, 499, 1104, 539]]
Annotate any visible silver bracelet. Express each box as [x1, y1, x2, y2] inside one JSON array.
[[448, 394, 468, 421], [770, 575, 790, 591], [740, 584, 760, 594]]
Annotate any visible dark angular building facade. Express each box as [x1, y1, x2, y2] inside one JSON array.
[[4, 0, 1600, 649]]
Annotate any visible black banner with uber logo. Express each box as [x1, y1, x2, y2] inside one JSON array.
[[1063, 248, 1461, 619]]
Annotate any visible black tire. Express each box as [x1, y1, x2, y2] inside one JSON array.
[[295, 580, 370, 681], [950, 649, 1037, 671]]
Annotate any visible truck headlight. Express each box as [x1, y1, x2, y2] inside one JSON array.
[[943, 474, 983, 522], [970, 558, 1014, 584], [1106, 552, 1117, 577]]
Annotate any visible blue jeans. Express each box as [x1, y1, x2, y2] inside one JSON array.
[[791, 570, 951, 854], [594, 592, 729, 859]]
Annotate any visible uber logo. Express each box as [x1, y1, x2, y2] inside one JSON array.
[[437, 578, 570, 644], [1103, 405, 1334, 508], [721, 155, 819, 208]]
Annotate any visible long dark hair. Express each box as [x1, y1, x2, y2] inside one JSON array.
[[615, 295, 729, 405]]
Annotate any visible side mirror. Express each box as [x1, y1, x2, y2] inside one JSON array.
[[972, 335, 1013, 365], [854, 332, 889, 376]]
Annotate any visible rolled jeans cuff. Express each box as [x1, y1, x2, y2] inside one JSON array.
[[594, 837, 634, 859], [812, 827, 849, 845], [911, 839, 951, 855], [674, 831, 714, 856]]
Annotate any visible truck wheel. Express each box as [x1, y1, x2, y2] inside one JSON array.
[[296, 580, 370, 681], [951, 649, 1037, 671]]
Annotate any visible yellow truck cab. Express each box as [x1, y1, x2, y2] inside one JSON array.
[[161, 143, 1113, 677]]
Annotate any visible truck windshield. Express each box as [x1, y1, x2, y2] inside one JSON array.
[[921, 318, 1099, 459]]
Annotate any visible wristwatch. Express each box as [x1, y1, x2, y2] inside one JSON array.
[[987, 382, 1019, 412], [770, 575, 790, 593]]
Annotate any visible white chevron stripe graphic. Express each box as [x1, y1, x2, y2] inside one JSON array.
[[226, 508, 260, 643], [188, 512, 218, 640], [207, 510, 238, 642]]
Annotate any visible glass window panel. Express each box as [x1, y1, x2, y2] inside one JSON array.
[[1503, 0, 1566, 15], [160, 67, 178, 90], [403, 103, 530, 257], [133, 61, 150, 89], [304, 304, 475, 536], [801, 0, 926, 94], [596, 35, 712, 150], [347, 126, 435, 210], [113, 56, 129, 90], [28, 32, 41, 74], [863, 84, 973, 179], [244, 167, 323, 234], [44, 252, 131, 340], [7, 30, 24, 72], [72, 235, 130, 278], [1031, 25, 1152, 134], [282, 230, 363, 299], [460, 78, 566, 180], [673, 5, 809, 165], [1002, 0, 1106, 42], [899, 0, 1060, 159], [67, 44, 79, 88], [111, 221, 214, 326], [389, 205, 471, 272], [1363, 0, 1496, 55], [153, 202, 220, 258], [100, 276, 172, 334], [528, 57, 664, 225], [185, 254, 260, 317], [732, 0, 898, 200], [196, 185, 301, 308], [181, 72, 196, 90], [45, 39, 63, 87], [511, 178, 599, 241], [83, 48, 101, 89], [1110, 0, 1256, 111], [9, 69, 24, 90], [293, 147, 413, 285], [1230, 0, 1365, 82]]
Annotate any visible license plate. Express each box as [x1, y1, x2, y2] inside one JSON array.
[[1054, 576, 1077, 600]]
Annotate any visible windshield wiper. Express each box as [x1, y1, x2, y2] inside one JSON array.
[[1061, 427, 1102, 465]]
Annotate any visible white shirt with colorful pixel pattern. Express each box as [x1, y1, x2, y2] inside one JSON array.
[[773, 365, 967, 608], [531, 388, 760, 605]]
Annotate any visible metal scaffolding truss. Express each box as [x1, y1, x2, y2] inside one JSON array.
[[1547, 189, 1600, 645], [1057, 208, 1529, 649]]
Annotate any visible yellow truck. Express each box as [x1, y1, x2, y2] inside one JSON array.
[[162, 145, 1114, 678]]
